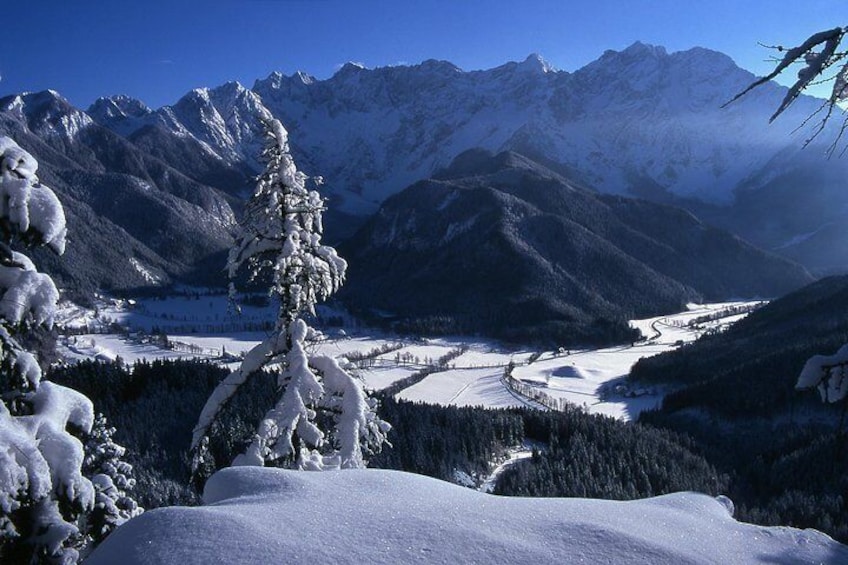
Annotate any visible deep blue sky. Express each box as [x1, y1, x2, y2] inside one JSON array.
[[1, 1, 844, 109]]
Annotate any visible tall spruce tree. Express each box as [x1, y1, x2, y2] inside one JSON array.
[[192, 119, 389, 471]]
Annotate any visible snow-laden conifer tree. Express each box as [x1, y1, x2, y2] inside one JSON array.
[[0, 137, 138, 564], [192, 119, 389, 471], [81, 413, 142, 546]]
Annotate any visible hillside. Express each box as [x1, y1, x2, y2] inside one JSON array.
[[630, 276, 848, 538], [631, 275, 848, 416], [0, 91, 236, 294], [339, 150, 812, 345]]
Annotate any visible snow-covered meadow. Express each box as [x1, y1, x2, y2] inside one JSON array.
[[54, 295, 762, 421]]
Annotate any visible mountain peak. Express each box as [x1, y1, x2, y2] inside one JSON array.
[[215, 81, 247, 93], [88, 95, 152, 122], [415, 59, 462, 74], [294, 71, 315, 85], [672, 45, 739, 72], [621, 41, 667, 58], [334, 61, 367, 78], [0, 90, 92, 139], [518, 53, 555, 73]]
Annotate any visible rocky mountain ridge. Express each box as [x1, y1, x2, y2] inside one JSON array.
[[86, 43, 848, 273]]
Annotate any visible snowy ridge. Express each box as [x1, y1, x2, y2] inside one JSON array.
[[92, 82, 273, 171], [1, 90, 93, 140], [87, 466, 848, 565], [79, 44, 848, 272], [90, 42, 835, 214]]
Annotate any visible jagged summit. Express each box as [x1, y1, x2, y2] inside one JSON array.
[[592, 41, 738, 70], [293, 70, 315, 85], [414, 59, 463, 74], [333, 61, 367, 78], [1, 89, 93, 139], [622, 40, 668, 58], [88, 95, 152, 120], [518, 53, 555, 73]]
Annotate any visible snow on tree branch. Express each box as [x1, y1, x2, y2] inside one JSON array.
[[192, 119, 389, 475], [724, 27, 848, 152], [0, 138, 139, 563], [0, 136, 67, 254], [796, 343, 848, 404]]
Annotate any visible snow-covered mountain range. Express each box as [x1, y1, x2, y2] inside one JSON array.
[[85, 42, 848, 272], [1, 42, 845, 293], [0, 91, 237, 293], [93, 43, 809, 212]]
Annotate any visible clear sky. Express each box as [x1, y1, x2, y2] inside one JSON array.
[[1, 0, 844, 109]]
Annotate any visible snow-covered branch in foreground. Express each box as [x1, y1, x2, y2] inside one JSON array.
[[0, 138, 139, 563], [797, 343, 848, 403], [192, 119, 389, 473], [724, 26, 848, 151]]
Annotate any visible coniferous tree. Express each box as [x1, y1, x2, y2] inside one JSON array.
[[0, 137, 140, 564], [81, 414, 142, 548], [192, 119, 389, 471]]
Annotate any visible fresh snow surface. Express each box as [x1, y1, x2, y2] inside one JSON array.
[[87, 467, 847, 565], [59, 334, 200, 365], [399, 367, 518, 407], [358, 366, 419, 391]]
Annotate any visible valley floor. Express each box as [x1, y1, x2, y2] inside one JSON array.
[[54, 295, 762, 421]]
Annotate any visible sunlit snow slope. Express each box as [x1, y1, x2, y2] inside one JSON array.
[[88, 467, 847, 565]]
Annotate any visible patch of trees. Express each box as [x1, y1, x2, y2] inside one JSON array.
[[49, 359, 728, 515], [686, 302, 764, 329], [364, 307, 641, 349], [369, 397, 524, 482], [640, 409, 848, 542], [494, 408, 727, 499], [48, 359, 230, 509]]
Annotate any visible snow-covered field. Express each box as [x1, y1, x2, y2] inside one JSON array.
[[87, 466, 848, 565], [54, 297, 761, 421], [399, 367, 515, 407]]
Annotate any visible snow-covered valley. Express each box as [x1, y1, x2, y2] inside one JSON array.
[[55, 294, 762, 421]]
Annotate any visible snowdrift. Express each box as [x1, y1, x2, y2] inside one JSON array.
[[88, 467, 847, 564]]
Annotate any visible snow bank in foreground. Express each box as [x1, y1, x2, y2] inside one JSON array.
[[88, 468, 846, 564]]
